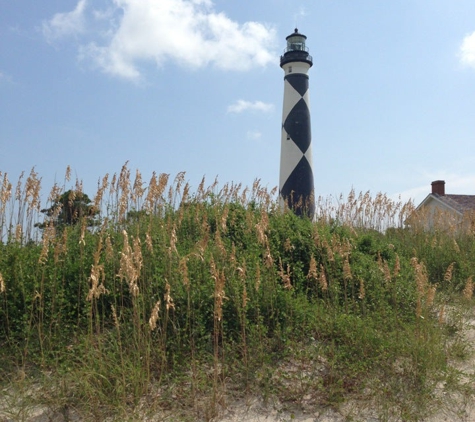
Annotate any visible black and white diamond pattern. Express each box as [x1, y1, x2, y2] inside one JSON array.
[[279, 73, 315, 217]]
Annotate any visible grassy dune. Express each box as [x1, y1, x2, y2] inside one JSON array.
[[0, 164, 474, 421]]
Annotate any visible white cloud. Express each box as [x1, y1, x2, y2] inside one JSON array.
[[246, 130, 262, 141], [45, 0, 276, 80], [459, 31, 475, 68], [227, 100, 274, 114], [293, 6, 308, 24], [42, 0, 87, 42]]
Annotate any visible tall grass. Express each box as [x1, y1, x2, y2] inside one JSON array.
[[0, 164, 474, 421]]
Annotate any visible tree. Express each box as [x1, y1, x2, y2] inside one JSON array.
[[35, 190, 100, 230]]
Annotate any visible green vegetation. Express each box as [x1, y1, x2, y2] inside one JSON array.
[[0, 165, 474, 421]]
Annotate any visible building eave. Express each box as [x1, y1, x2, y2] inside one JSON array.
[[416, 194, 463, 216]]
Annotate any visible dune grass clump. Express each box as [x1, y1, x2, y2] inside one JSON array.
[[0, 164, 474, 421]]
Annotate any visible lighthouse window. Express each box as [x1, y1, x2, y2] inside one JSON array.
[[288, 66, 292, 74], [287, 35, 306, 51]]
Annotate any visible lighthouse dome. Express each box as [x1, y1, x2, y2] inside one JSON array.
[[280, 28, 313, 67]]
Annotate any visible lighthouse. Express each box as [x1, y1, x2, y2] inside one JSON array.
[[279, 29, 315, 218]]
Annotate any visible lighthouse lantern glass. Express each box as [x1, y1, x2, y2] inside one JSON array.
[[287, 35, 306, 51]]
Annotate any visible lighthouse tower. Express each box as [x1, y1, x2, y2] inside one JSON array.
[[279, 29, 315, 218]]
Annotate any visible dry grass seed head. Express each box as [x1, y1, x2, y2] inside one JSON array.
[[25, 168, 42, 211], [264, 246, 273, 268], [255, 221, 268, 246], [453, 239, 460, 253], [411, 257, 433, 317], [411, 257, 428, 293], [0, 172, 12, 206], [132, 169, 145, 203], [180, 257, 189, 288], [284, 238, 293, 252], [105, 234, 114, 261], [94, 174, 109, 209], [229, 242, 237, 268], [220, 206, 229, 232], [463, 276, 474, 300], [211, 257, 227, 321], [145, 230, 153, 253], [393, 254, 401, 278], [319, 264, 328, 291], [87, 237, 108, 301], [426, 284, 437, 308], [149, 300, 161, 331], [0, 272, 5, 294], [39, 222, 56, 264], [117, 163, 131, 221], [15, 172, 24, 201], [65, 165, 71, 182], [255, 265, 261, 292], [110, 173, 117, 196], [74, 178, 83, 194], [79, 218, 87, 246], [214, 227, 226, 258], [444, 262, 455, 283], [54, 229, 68, 263], [343, 256, 352, 280], [382, 260, 391, 283], [197, 218, 210, 254], [358, 278, 365, 300], [14, 224, 22, 243], [237, 261, 248, 308], [164, 282, 175, 311], [438, 305, 445, 325], [169, 225, 178, 255], [323, 239, 334, 262], [278, 258, 292, 290], [312, 229, 321, 249], [307, 255, 318, 282], [117, 230, 141, 297], [111, 305, 120, 328]]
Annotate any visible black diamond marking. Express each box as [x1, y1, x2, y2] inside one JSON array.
[[284, 98, 311, 153], [284, 74, 309, 97], [280, 156, 315, 217]]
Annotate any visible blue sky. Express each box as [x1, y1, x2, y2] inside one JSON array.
[[1, 0, 475, 207]]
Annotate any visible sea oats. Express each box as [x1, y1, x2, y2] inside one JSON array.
[[164, 282, 175, 311], [65, 165, 71, 182], [149, 300, 161, 331], [255, 265, 261, 292], [393, 254, 401, 278], [319, 264, 328, 291], [463, 276, 473, 300], [343, 256, 352, 280], [278, 258, 292, 290], [444, 262, 455, 283], [117, 230, 141, 297], [307, 255, 318, 282], [0, 272, 5, 294], [211, 257, 226, 321], [358, 278, 365, 300], [87, 237, 108, 301], [180, 257, 189, 289]]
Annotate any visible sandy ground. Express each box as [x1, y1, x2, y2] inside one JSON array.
[[217, 315, 475, 422], [2, 314, 474, 422]]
